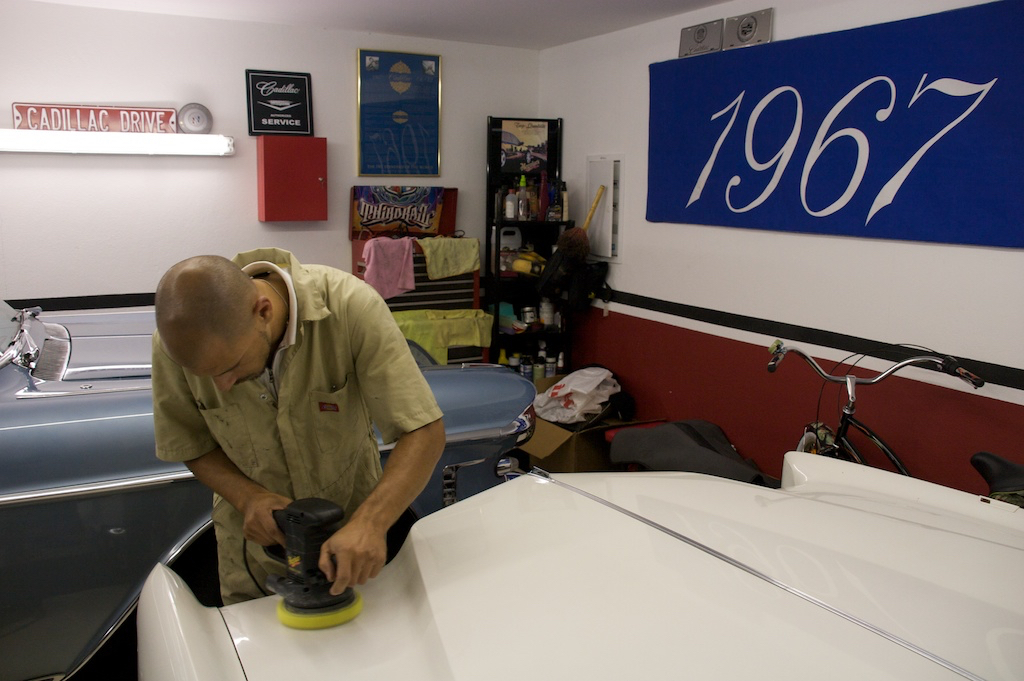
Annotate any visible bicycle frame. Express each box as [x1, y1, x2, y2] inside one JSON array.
[[833, 411, 910, 476], [769, 341, 982, 479]]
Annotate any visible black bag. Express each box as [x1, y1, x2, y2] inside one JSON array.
[[537, 254, 611, 311], [610, 420, 780, 488], [566, 261, 610, 311]]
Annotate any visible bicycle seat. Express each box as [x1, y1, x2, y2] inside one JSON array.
[[970, 451, 1024, 494]]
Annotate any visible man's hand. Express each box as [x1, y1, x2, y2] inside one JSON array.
[[240, 490, 292, 547], [185, 448, 292, 547], [318, 519, 387, 595], [316, 419, 445, 594]]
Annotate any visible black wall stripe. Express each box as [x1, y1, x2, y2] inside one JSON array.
[[610, 290, 1024, 392], [6, 293, 156, 311], [9, 290, 1022, 391]]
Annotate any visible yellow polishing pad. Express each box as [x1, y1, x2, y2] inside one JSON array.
[[276, 590, 363, 630]]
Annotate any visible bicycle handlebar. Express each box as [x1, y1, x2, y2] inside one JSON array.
[[767, 340, 984, 389]]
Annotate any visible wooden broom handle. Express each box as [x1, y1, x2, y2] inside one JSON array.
[[581, 185, 606, 232]]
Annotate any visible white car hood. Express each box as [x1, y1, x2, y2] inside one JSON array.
[[141, 453, 1024, 681]]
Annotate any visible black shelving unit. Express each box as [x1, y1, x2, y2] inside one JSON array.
[[484, 116, 569, 372], [486, 219, 572, 356]]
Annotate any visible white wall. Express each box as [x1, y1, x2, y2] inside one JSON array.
[[0, 0, 538, 300], [539, 0, 1024, 373], [2, 0, 1020, 377]]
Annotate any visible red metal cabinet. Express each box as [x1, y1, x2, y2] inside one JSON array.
[[257, 136, 327, 222]]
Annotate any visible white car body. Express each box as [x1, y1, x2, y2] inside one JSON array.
[[138, 452, 1024, 681]]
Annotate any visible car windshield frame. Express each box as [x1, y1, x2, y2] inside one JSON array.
[[1, 302, 39, 372], [1, 300, 21, 350]]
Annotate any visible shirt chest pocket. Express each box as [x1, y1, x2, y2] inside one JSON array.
[[309, 383, 375, 460], [199, 403, 259, 474]]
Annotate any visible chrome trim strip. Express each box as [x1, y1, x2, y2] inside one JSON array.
[[164, 518, 215, 567], [63, 364, 152, 377], [378, 425, 516, 453], [15, 383, 151, 399], [0, 412, 152, 431], [64, 595, 140, 681], [0, 469, 196, 508], [538, 472, 987, 681]]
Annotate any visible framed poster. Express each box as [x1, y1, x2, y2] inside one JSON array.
[[486, 116, 562, 181], [246, 69, 314, 136], [358, 49, 440, 176]]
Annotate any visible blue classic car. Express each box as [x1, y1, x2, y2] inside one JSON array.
[[0, 301, 535, 681]]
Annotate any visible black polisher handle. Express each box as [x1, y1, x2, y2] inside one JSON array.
[[266, 498, 345, 584]]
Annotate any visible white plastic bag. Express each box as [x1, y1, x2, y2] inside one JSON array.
[[533, 367, 620, 424]]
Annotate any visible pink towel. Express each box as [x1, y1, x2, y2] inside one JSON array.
[[363, 237, 415, 300]]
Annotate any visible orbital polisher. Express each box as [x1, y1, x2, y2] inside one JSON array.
[[264, 497, 363, 630]]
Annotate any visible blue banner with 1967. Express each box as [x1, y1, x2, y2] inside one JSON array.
[[647, 0, 1023, 248]]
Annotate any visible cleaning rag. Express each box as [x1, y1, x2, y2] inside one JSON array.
[[363, 237, 415, 300], [417, 237, 480, 280], [392, 309, 493, 364]]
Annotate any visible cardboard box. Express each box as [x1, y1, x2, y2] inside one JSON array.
[[534, 373, 566, 393], [524, 373, 653, 472], [517, 417, 618, 472], [520, 413, 661, 472]]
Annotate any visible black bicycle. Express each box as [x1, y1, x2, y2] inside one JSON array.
[[767, 340, 1024, 506], [766, 340, 984, 476]]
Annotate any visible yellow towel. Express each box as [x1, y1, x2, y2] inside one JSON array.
[[392, 309, 493, 364], [417, 237, 480, 280]]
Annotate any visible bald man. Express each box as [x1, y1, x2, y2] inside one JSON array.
[[151, 247, 444, 604]]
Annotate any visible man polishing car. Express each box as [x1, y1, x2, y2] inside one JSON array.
[[152, 247, 444, 604]]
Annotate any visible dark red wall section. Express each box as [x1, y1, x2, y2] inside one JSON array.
[[570, 307, 1022, 495]]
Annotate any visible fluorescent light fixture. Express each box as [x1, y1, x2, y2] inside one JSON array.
[[0, 129, 234, 156]]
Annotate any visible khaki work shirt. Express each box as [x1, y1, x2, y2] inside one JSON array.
[[151, 248, 442, 601]]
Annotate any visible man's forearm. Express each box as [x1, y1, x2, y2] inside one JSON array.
[[350, 417, 446, 534], [319, 417, 445, 592], [185, 447, 290, 545], [185, 447, 264, 509]]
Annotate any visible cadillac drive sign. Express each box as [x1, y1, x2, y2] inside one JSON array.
[[13, 103, 178, 133]]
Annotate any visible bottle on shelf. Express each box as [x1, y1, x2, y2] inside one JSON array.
[[539, 298, 554, 328], [504, 187, 516, 220], [520, 355, 533, 379], [532, 362, 544, 383], [517, 175, 529, 221]]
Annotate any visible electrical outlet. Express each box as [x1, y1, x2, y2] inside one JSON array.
[[723, 8, 774, 50]]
